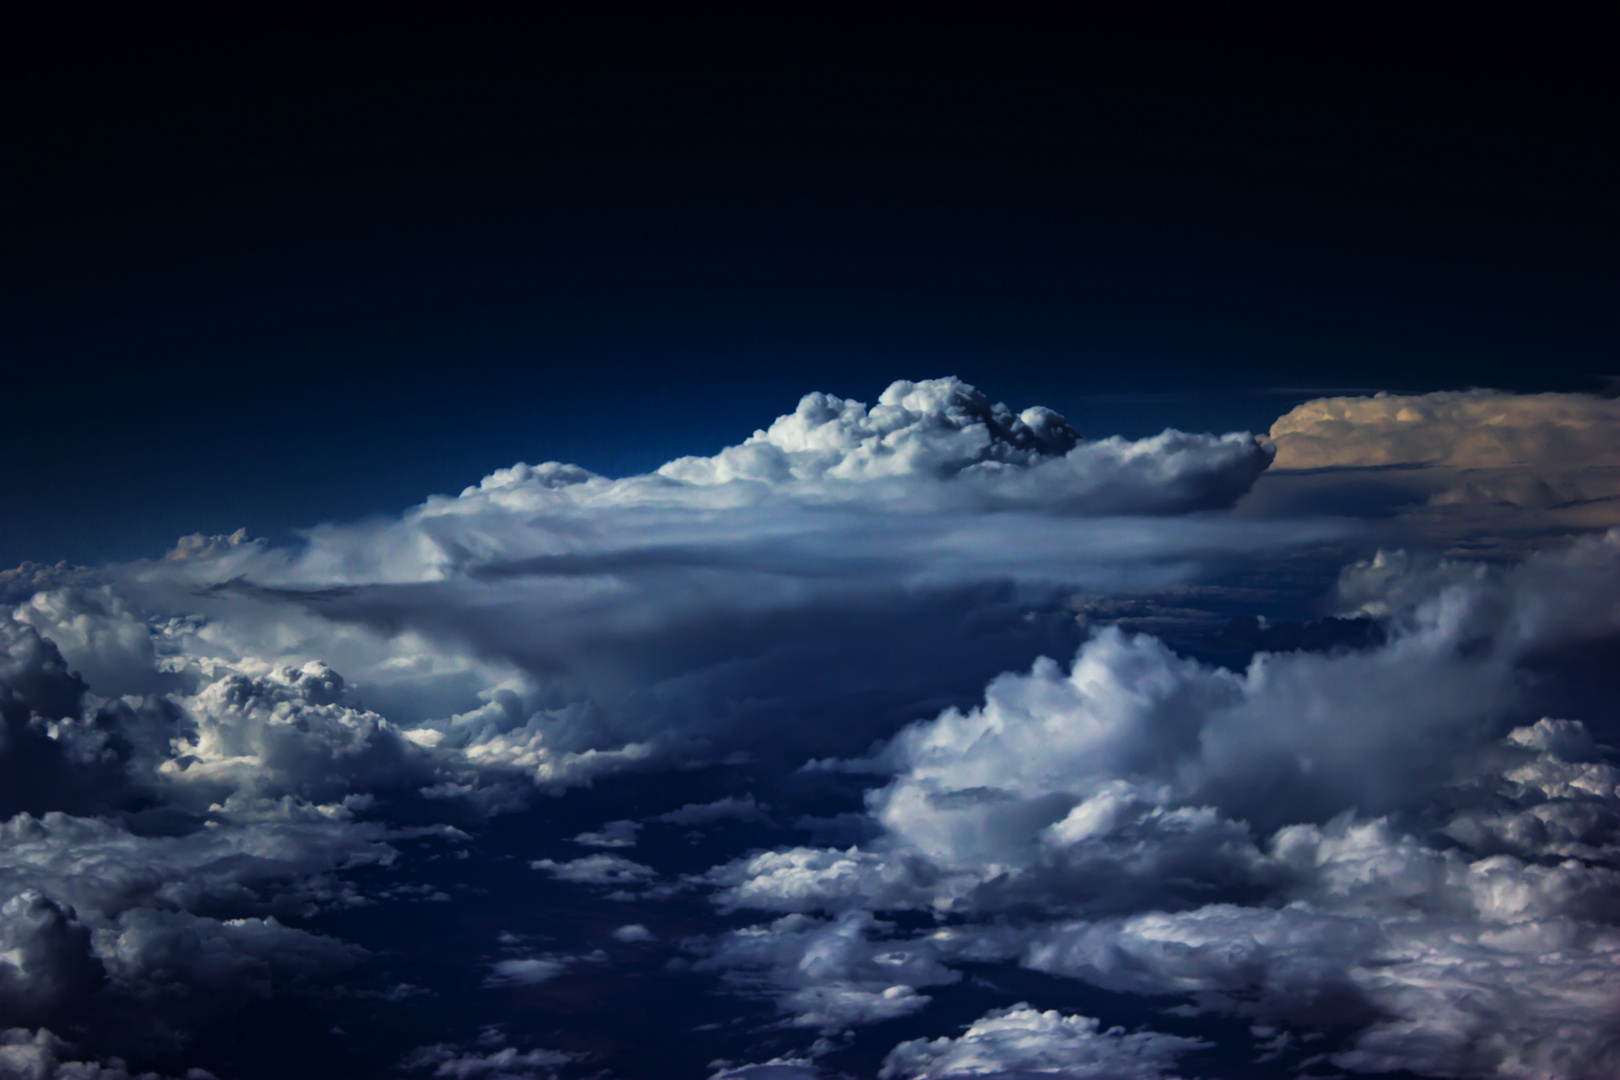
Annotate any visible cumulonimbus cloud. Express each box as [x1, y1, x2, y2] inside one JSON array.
[[1254, 389, 1620, 554]]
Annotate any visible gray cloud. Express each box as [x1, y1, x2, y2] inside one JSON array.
[[651, 796, 770, 828], [572, 820, 642, 848], [483, 958, 568, 989], [0, 1026, 215, 1080], [529, 854, 658, 888], [400, 1034, 575, 1079]]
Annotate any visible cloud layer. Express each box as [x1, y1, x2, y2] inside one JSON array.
[[2, 379, 1617, 1078]]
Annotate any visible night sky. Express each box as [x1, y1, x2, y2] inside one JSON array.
[[3, 6, 1619, 1080]]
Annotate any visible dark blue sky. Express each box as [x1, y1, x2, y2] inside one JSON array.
[[6, 2, 1616, 565]]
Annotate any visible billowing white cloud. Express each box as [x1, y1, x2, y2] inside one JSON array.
[[703, 532, 1620, 1076], [0, 378, 1288, 1054], [655, 378, 1271, 514], [880, 1003, 1207, 1079], [691, 912, 962, 1031], [77, 378, 1289, 796]]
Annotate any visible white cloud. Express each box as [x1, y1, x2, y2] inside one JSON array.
[[1, 376, 1272, 1057], [79, 377, 1292, 797], [655, 378, 1271, 514], [610, 924, 656, 943], [705, 846, 952, 915], [704, 533, 1620, 1074], [880, 1003, 1208, 1079], [158, 660, 437, 810], [692, 912, 966, 1031]]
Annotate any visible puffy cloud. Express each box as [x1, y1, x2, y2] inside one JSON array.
[[692, 912, 962, 1031], [82, 378, 1289, 796], [656, 378, 1271, 514], [0, 1027, 213, 1080], [158, 661, 438, 810], [705, 846, 952, 915], [0, 892, 102, 1027], [868, 531, 1620, 882], [11, 587, 171, 699], [703, 533, 1620, 1075], [880, 1004, 1208, 1079], [609, 924, 656, 943]]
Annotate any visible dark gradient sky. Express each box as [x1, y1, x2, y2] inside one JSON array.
[[5, 3, 1617, 565]]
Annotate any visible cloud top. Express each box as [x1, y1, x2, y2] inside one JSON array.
[[1262, 390, 1620, 550]]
